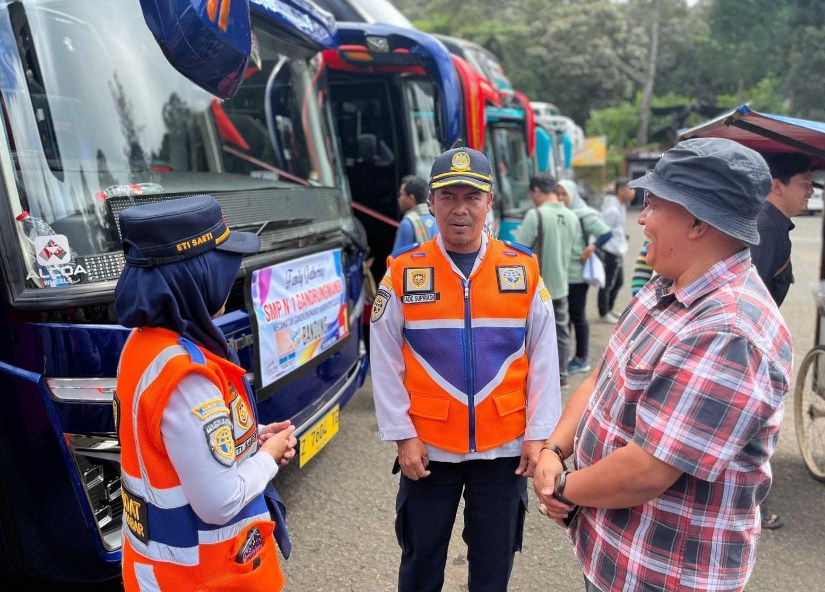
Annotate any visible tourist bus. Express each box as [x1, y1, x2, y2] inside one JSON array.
[[0, 0, 369, 583]]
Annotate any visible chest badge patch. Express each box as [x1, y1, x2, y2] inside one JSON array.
[[404, 267, 434, 292], [497, 265, 527, 292], [204, 416, 236, 467], [403, 266, 438, 304]]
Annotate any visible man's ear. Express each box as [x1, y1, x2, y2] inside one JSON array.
[[688, 219, 709, 238], [771, 178, 784, 195]]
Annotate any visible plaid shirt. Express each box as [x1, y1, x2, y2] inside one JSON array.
[[572, 249, 793, 592]]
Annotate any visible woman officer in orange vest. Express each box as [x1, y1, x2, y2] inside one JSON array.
[[114, 194, 296, 591]]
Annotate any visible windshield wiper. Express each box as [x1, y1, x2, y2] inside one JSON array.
[[230, 218, 315, 235]]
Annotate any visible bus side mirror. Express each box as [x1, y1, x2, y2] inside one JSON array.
[[139, 0, 252, 99]]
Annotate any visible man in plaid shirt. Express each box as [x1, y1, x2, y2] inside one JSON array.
[[533, 138, 793, 592]]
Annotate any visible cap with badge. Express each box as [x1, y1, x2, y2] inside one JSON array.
[[429, 147, 494, 193], [118, 194, 260, 267]]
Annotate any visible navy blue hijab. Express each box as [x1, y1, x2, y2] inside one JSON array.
[[115, 249, 243, 361]]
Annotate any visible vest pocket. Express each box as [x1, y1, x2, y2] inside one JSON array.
[[492, 388, 526, 417], [408, 392, 450, 421]]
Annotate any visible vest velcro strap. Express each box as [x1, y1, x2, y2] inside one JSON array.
[[177, 337, 206, 364]]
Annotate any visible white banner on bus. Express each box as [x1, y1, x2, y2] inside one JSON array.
[[250, 249, 349, 388]]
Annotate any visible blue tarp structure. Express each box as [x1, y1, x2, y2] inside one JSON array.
[[679, 104, 825, 169]]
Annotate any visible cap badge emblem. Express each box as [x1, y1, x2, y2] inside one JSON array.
[[451, 151, 471, 172]]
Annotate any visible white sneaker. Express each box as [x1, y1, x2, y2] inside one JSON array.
[[600, 311, 620, 324]]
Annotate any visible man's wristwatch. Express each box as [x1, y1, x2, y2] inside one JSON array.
[[553, 470, 575, 506]]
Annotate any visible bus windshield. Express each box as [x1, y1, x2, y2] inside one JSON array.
[[404, 79, 442, 180], [0, 0, 346, 292]]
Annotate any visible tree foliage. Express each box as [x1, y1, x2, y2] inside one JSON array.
[[392, 0, 825, 150]]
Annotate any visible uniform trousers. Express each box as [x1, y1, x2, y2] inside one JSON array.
[[598, 251, 624, 316], [395, 456, 527, 592]]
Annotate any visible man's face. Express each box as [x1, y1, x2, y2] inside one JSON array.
[[776, 171, 814, 217], [618, 185, 636, 204], [428, 184, 493, 253], [397, 184, 414, 213], [637, 192, 696, 280]]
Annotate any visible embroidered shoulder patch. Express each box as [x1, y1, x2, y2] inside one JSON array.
[[379, 275, 393, 291], [192, 398, 230, 421], [371, 288, 391, 323], [539, 285, 551, 302], [496, 265, 527, 292], [231, 394, 252, 431], [204, 416, 235, 466], [229, 384, 252, 432]]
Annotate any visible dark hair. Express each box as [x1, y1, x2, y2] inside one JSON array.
[[615, 176, 630, 193], [529, 174, 558, 194], [401, 175, 429, 204], [763, 153, 812, 184]]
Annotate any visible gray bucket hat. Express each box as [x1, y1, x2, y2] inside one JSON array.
[[628, 138, 772, 244]]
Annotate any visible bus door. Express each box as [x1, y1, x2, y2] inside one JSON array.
[[323, 22, 460, 280]]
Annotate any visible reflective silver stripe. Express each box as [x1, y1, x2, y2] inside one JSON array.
[[406, 319, 464, 330], [131, 345, 189, 505], [405, 318, 526, 330], [120, 472, 188, 508], [198, 511, 271, 545], [124, 524, 199, 566], [134, 560, 161, 592], [471, 318, 526, 328], [474, 346, 526, 404]]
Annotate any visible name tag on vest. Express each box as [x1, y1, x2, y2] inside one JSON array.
[[402, 292, 440, 304], [122, 484, 150, 545]]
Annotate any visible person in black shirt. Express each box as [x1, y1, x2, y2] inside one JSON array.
[[751, 153, 813, 306], [750, 152, 813, 530]]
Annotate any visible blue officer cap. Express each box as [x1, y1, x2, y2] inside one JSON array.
[[429, 147, 493, 193], [118, 195, 260, 267]]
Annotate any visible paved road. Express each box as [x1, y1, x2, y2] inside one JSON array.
[[277, 210, 825, 591], [16, 212, 823, 591]]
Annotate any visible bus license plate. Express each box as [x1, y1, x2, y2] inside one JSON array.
[[298, 405, 340, 467]]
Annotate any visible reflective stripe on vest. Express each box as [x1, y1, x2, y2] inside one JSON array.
[[405, 203, 434, 245], [118, 330, 270, 564], [121, 472, 270, 564], [388, 240, 537, 452]]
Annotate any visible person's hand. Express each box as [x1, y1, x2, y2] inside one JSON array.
[[533, 448, 574, 524], [396, 437, 430, 480], [580, 244, 597, 264], [259, 424, 297, 467], [515, 439, 543, 477], [258, 420, 292, 444]]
